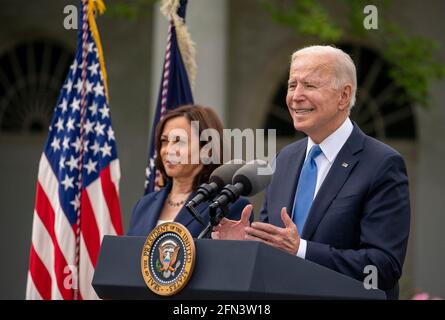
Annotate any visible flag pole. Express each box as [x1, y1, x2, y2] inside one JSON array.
[[73, 0, 90, 300], [74, 0, 109, 300]]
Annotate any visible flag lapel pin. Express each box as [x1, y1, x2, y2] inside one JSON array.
[[341, 162, 349, 168]]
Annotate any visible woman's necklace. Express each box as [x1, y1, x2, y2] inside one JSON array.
[[167, 195, 188, 207]]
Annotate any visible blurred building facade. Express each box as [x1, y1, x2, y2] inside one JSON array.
[[0, 0, 444, 299]]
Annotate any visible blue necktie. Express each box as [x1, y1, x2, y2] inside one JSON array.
[[292, 145, 322, 234]]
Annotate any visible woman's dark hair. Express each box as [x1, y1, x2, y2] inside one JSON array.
[[154, 104, 225, 190]]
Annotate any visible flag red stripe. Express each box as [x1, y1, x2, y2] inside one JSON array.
[[80, 189, 101, 267], [28, 245, 52, 300], [100, 165, 123, 235], [35, 183, 74, 300]]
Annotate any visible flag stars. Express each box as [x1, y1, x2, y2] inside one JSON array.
[[89, 102, 98, 116], [59, 155, 66, 169], [55, 118, 64, 132], [145, 166, 152, 179], [62, 136, 70, 150], [70, 193, 81, 211], [95, 122, 105, 136], [66, 117, 75, 132], [70, 59, 78, 72], [74, 78, 83, 93], [90, 141, 100, 156], [83, 119, 94, 134], [71, 137, 82, 153], [63, 79, 73, 94], [99, 105, 110, 119], [50, 137, 61, 152], [93, 82, 104, 97], [66, 155, 79, 171], [71, 97, 81, 112], [84, 159, 97, 174], [146, 158, 156, 182], [88, 62, 99, 76], [86, 79, 93, 94], [58, 99, 68, 113], [100, 142, 112, 158], [83, 140, 90, 153], [92, 47, 99, 60], [107, 126, 115, 141], [61, 174, 74, 191], [88, 42, 94, 53]]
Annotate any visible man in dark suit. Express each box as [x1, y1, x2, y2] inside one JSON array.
[[212, 45, 410, 299]]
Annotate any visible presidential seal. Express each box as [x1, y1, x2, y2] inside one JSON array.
[[141, 222, 196, 296]]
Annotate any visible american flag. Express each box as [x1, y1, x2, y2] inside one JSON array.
[[144, 0, 195, 194], [26, 0, 123, 300]]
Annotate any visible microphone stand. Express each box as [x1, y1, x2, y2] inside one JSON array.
[[198, 203, 229, 239], [185, 202, 205, 226], [198, 184, 243, 239]]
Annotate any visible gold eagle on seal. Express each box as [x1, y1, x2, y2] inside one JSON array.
[[158, 239, 181, 277]]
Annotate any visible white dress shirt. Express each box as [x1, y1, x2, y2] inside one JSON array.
[[156, 219, 173, 226], [296, 117, 353, 259]]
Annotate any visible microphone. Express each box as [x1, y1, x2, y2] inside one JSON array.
[[187, 160, 245, 207], [186, 160, 245, 225], [197, 160, 273, 239], [211, 160, 273, 210]]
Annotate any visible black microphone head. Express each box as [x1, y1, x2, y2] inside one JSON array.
[[232, 160, 273, 196], [209, 159, 245, 189]]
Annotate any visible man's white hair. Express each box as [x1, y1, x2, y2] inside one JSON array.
[[291, 45, 357, 110]]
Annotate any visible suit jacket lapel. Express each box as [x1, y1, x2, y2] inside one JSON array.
[[145, 185, 170, 232], [301, 124, 365, 240], [269, 139, 307, 227]]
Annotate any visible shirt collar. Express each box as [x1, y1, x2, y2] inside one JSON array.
[[307, 117, 353, 163]]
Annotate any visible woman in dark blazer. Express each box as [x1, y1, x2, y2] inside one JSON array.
[[127, 105, 249, 237]]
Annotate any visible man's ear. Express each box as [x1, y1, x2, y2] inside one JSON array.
[[338, 84, 352, 111]]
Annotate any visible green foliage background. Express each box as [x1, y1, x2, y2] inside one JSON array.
[[107, 0, 445, 108], [260, 0, 445, 108]]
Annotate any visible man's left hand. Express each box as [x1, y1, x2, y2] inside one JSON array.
[[245, 207, 300, 255]]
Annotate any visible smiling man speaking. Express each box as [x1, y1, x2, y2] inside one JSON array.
[[212, 45, 411, 300]]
